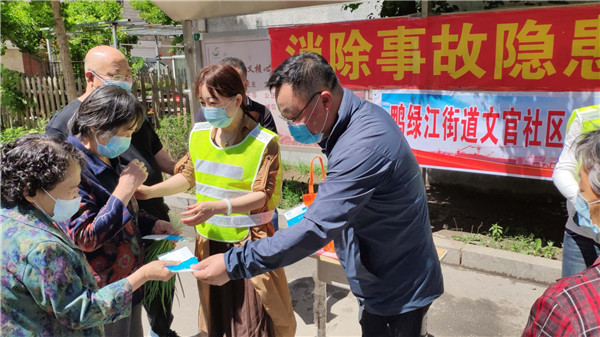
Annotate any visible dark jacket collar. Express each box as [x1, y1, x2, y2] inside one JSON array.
[[67, 135, 121, 176], [320, 88, 360, 155]]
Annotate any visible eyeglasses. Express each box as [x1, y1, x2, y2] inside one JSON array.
[[279, 91, 322, 123], [90, 70, 133, 83]]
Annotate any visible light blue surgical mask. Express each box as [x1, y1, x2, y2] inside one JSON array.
[[35, 187, 82, 223], [202, 97, 235, 128], [574, 192, 600, 236], [104, 80, 133, 92], [91, 70, 133, 92], [96, 134, 131, 158], [287, 95, 328, 144]]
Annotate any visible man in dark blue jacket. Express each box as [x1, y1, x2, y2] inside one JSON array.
[[191, 52, 444, 337]]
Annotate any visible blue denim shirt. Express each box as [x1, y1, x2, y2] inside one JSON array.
[[225, 89, 444, 315]]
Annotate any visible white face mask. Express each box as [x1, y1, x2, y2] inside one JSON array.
[[34, 187, 81, 223]]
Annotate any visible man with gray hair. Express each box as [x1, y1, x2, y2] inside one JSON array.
[[191, 52, 443, 337], [523, 129, 600, 336]]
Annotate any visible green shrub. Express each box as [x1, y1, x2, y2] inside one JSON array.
[[0, 65, 29, 117], [0, 119, 46, 145], [156, 114, 192, 161], [279, 180, 310, 209]]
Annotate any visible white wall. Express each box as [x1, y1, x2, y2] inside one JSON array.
[[2, 48, 25, 73], [206, 1, 381, 32]]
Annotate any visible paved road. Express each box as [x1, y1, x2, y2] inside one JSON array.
[[142, 224, 548, 337]]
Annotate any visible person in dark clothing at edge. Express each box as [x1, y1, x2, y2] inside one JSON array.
[[196, 56, 281, 231], [191, 52, 444, 337], [45, 45, 179, 337]]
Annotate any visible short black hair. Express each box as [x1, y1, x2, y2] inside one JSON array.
[[1, 133, 85, 208], [266, 52, 340, 100], [68, 85, 143, 139], [220, 57, 247, 78]]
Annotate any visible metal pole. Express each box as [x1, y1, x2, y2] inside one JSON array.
[[172, 58, 176, 78], [46, 38, 53, 76], [111, 23, 118, 49], [154, 35, 161, 74], [183, 20, 199, 122]]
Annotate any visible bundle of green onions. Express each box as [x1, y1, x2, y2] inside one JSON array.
[[143, 211, 186, 314]]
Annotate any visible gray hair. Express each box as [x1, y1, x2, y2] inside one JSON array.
[[68, 85, 143, 139], [575, 129, 600, 195], [220, 57, 247, 78], [266, 52, 340, 101]]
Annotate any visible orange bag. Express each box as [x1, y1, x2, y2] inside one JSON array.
[[302, 156, 335, 253], [302, 156, 325, 207]]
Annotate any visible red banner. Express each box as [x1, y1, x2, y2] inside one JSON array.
[[269, 4, 600, 92]]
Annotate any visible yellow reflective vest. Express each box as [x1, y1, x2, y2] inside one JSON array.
[[189, 122, 282, 243], [566, 104, 600, 134]]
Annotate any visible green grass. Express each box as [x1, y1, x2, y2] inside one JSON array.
[[279, 180, 308, 209], [282, 160, 326, 177], [452, 224, 561, 259]]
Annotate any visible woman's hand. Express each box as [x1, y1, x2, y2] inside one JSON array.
[[120, 159, 148, 190], [141, 260, 176, 282], [152, 220, 175, 235], [181, 201, 226, 226], [113, 159, 148, 204], [134, 184, 154, 200], [127, 260, 176, 291]]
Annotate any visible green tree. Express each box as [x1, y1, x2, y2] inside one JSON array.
[[50, 0, 77, 101], [130, 0, 183, 53], [130, 0, 177, 25], [0, 1, 53, 56], [63, 0, 131, 62], [1, 1, 135, 63]]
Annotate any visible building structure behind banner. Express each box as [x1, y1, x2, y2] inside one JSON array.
[[152, 0, 600, 194]]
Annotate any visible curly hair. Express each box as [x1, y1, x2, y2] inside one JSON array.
[[1, 133, 85, 208]]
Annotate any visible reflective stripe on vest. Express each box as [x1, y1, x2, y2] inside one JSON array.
[[206, 210, 275, 228], [566, 105, 600, 134], [189, 122, 280, 242]]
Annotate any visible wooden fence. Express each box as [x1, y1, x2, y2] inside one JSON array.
[[1, 70, 190, 129]]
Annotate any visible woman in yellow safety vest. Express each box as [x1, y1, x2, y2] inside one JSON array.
[[136, 63, 295, 337]]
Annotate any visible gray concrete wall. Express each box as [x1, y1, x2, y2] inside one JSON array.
[[206, 1, 381, 33]]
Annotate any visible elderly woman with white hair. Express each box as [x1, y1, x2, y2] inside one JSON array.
[[524, 129, 600, 336]]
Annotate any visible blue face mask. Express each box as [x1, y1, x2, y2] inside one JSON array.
[[104, 80, 133, 92], [96, 134, 131, 158], [36, 188, 82, 223], [202, 98, 235, 128], [92, 71, 133, 92], [574, 192, 600, 236], [287, 96, 328, 144]]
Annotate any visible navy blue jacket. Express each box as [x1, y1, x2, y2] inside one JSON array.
[[225, 89, 443, 315]]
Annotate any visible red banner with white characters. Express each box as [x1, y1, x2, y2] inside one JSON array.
[[269, 4, 600, 92]]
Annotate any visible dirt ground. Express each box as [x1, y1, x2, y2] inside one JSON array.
[[283, 168, 568, 245]]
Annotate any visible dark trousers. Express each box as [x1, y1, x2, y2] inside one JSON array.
[[359, 303, 430, 337], [144, 288, 175, 336]]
